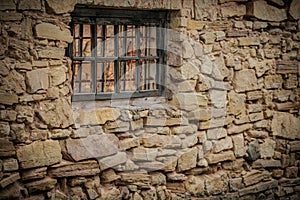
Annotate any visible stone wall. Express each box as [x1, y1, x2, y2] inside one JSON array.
[[0, 0, 299, 199]]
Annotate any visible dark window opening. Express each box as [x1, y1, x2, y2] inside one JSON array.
[[69, 8, 168, 101]]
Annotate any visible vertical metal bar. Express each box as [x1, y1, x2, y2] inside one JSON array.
[[160, 19, 167, 95], [123, 25, 127, 91], [114, 24, 119, 93], [78, 24, 83, 93], [91, 24, 97, 93], [101, 25, 105, 92], [136, 25, 140, 91], [156, 25, 160, 90], [144, 26, 148, 90]]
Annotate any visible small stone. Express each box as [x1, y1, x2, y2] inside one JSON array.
[[37, 47, 65, 59], [22, 167, 47, 181], [0, 173, 20, 188], [205, 173, 228, 195], [200, 32, 216, 44], [207, 128, 227, 140], [260, 138, 275, 158], [0, 138, 15, 157], [247, 140, 260, 161], [227, 91, 246, 115], [101, 169, 121, 183], [49, 66, 67, 86], [289, 0, 300, 20], [182, 40, 194, 59], [232, 134, 245, 157], [0, 93, 19, 105], [132, 147, 158, 161], [3, 158, 18, 172], [285, 167, 298, 178], [0, 0, 16, 10], [264, 75, 283, 89], [238, 37, 260, 46], [184, 176, 205, 196], [206, 151, 235, 164], [213, 137, 233, 153]]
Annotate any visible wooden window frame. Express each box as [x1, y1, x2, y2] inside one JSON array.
[[69, 8, 168, 101]]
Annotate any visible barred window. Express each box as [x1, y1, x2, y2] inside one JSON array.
[[70, 8, 167, 101]]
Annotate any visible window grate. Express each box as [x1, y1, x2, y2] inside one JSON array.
[[70, 9, 167, 101]]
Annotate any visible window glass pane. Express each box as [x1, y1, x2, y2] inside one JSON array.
[[97, 61, 115, 92], [140, 59, 157, 90], [119, 25, 137, 57], [73, 61, 93, 93], [73, 24, 80, 57], [140, 26, 157, 57], [97, 25, 104, 56], [119, 61, 136, 91], [82, 24, 92, 57], [105, 25, 115, 57]]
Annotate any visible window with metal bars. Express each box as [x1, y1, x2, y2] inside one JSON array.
[[69, 8, 168, 101]]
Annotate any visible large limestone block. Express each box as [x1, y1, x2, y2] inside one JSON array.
[[36, 98, 74, 128], [0, 0, 16, 10], [233, 69, 258, 92], [77, 108, 121, 126], [46, 0, 76, 14], [221, 2, 246, 17], [17, 140, 62, 169], [227, 91, 246, 115], [246, 1, 287, 22], [65, 134, 118, 161], [37, 47, 65, 59], [272, 112, 300, 140], [35, 23, 72, 43], [289, 0, 300, 20], [170, 93, 208, 111], [18, 0, 41, 10], [206, 151, 235, 164], [26, 68, 49, 93], [177, 147, 198, 172], [232, 134, 245, 157]]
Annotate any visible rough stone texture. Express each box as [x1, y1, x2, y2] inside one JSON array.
[[177, 147, 198, 172], [18, 0, 41, 10], [46, 0, 77, 14], [48, 160, 100, 177], [66, 134, 118, 161], [17, 140, 62, 169], [0, 0, 16, 10], [25, 177, 57, 193], [98, 152, 127, 170], [184, 176, 205, 196], [247, 0, 287, 22], [26, 68, 49, 93], [289, 0, 300, 20], [221, 2, 246, 17], [77, 108, 121, 125], [232, 134, 245, 157], [206, 151, 235, 164], [272, 112, 300, 140], [233, 69, 258, 92], [36, 99, 74, 128], [35, 23, 72, 43]]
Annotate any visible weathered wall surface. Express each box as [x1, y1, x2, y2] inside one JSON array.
[[0, 0, 300, 199]]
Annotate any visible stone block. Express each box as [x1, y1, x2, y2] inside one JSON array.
[[199, 117, 226, 130], [49, 66, 67, 86], [36, 98, 74, 128], [132, 147, 158, 161], [137, 161, 166, 171], [239, 180, 278, 196], [221, 2, 246, 17], [205, 173, 228, 195], [66, 134, 118, 161], [0, 93, 18, 105], [156, 156, 177, 172], [46, 0, 76, 14], [0, 12, 22, 21], [243, 170, 270, 186], [101, 169, 120, 183], [177, 147, 198, 172], [25, 177, 57, 194], [260, 138, 275, 158], [17, 140, 62, 169], [0, 138, 15, 157], [246, 1, 287, 22], [184, 176, 205, 196], [37, 47, 65, 59], [289, 0, 300, 20], [170, 93, 208, 111], [206, 151, 235, 164], [0, 0, 16, 10], [272, 112, 300, 140], [233, 69, 258, 92], [213, 137, 233, 153], [3, 158, 18, 172], [252, 159, 281, 168], [238, 37, 260, 46], [98, 152, 127, 170], [0, 173, 20, 188], [264, 75, 283, 89], [232, 134, 245, 157], [49, 160, 100, 177], [171, 125, 197, 135], [207, 128, 227, 140], [35, 23, 72, 43], [18, 0, 41, 10], [77, 108, 121, 126], [119, 138, 140, 150], [25, 68, 49, 93], [187, 20, 205, 30], [200, 32, 216, 44], [22, 167, 47, 181]]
